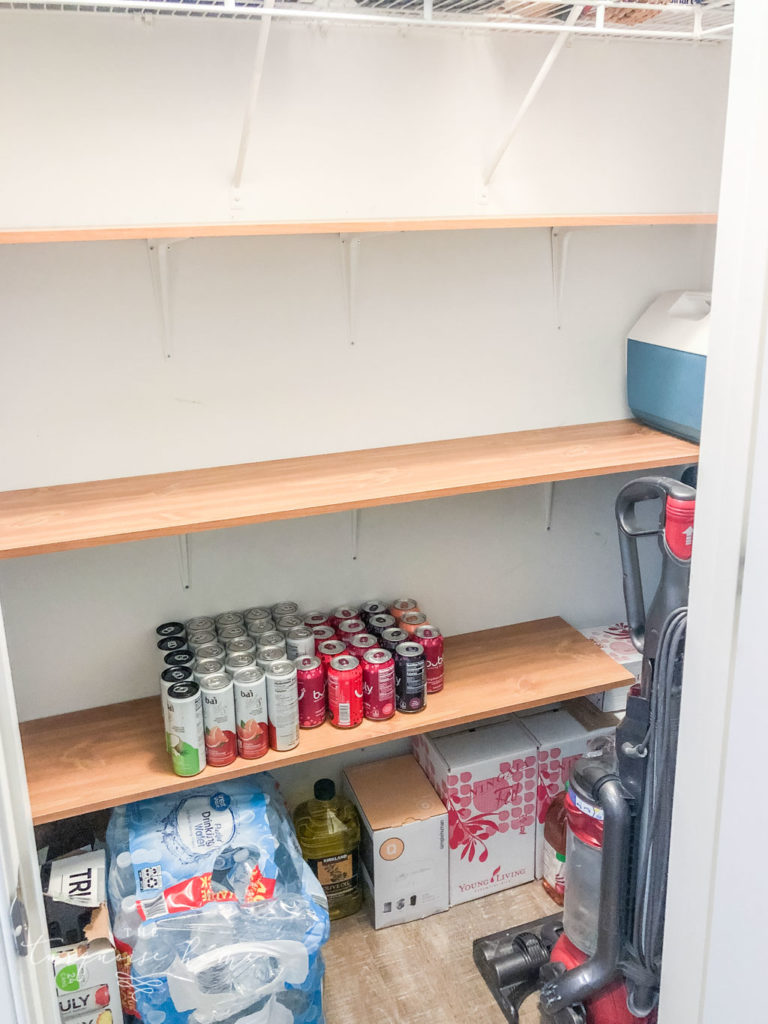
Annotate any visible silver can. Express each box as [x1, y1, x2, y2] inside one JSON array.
[[257, 630, 287, 652], [195, 642, 227, 663], [265, 660, 300, 751], [186, 616, 215, 633], [217, 624, 247, 642], [166, 681, 206, 778], [215, 610, 245, 629], [276, 614, 304, 635], [225, 635, 257, 656], [247, 618, 276, 640], [244, 606, 271, 624], [256, 645, 288, 671], [233, 666, 268, 760], [187, 629, 218, 652], [193, 658, 225, 684], [271, 601, 299, 619], [225, 651, 257, 674], [285, 626, 316, 660]]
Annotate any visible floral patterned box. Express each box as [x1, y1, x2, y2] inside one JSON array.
[[578, 622, 642, 713], [411, 718, 537, 906]]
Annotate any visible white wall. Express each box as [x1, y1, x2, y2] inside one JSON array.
[[0, 13, 730, 227]]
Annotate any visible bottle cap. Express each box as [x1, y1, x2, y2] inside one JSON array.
[[314, 778, 335, 801]]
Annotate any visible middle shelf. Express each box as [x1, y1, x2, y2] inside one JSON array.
[[21, 616, 632, 825]]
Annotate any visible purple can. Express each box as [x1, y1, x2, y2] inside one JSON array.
[[380, 627, 409, 653], [394, 641, 426, 713], [368, 613, 397, 638]]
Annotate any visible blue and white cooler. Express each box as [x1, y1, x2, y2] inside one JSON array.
[[626, 290, 711, 443]]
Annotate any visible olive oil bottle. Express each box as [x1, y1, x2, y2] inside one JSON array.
[[294, 778, 362, 921]]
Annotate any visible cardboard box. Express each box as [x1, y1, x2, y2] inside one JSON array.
[[578, 623, 642, 712], [519, 701, 617, 879], [52, 937, 124, 1024], [412, 718, 538, 906], [343, 754, 449, 929]]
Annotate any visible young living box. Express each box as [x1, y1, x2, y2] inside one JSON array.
[[412, 718, 537, 906], [578, 623, 643, 712], [343, 754, 449, 929]]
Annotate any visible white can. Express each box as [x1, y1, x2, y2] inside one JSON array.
[[247, 619, 276, 640], [225, 635, 257, 656], [276, 614, 304, 635], [233, 666, 268, 760], [285, 625, 316, 660], [215, 610, 245, 629], [271, 601, 299, 619], [257, 630, 287, 652], [225, 651, 257, 674], [201, 673, 237, 766], [256, 645, 287, 672], [166, 681, 206, 777], [186, 615, 215, 633], [187, 629, 218, 652], [160, 666, 192, 753], [265, 660, 300, 751], [244, 606, 271, 623], [193, 658, 225, 684]]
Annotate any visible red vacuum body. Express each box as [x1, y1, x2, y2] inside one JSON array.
[[549, 934, 656, 1024]]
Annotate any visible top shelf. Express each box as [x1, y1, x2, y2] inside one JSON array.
[[0, 419, 698, 559], [0, 0, 734, 42]]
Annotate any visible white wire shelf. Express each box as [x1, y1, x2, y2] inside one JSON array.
[[0, 0, 734, 40]]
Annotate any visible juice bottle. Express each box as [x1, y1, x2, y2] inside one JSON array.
[[293, 778, 362, 921], [541, 788, 568, 906]]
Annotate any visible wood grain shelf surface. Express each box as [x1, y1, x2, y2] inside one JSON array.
[[0, 420, 698, 559], [0, 213, 717, 245], [22, 617, 633, 824]]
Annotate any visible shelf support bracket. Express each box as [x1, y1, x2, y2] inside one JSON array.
[[177, 534, 191, 590], [550, 227, 572, 330], [147, 239, 177, 361], [483, 4, 583, 190], [350, 509, 360, 561], [339, 234, 361, 347], [232, 0, 275, 198], [543, 482, 556, 532]]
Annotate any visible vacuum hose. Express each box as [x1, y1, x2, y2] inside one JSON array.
[[539, 774, 630, 1015]]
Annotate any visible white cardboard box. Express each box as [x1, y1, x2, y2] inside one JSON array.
[[343, 754, 449, 929], [578, 623, 642, 712], [519, 701, 617, 879], [412, 718, 538, 906], [52, 935, 124, 1024]]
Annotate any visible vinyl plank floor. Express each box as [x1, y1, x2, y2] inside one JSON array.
[[323, 882, 556, 1024]]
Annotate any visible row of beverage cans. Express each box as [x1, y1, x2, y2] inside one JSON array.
[[156, 599, 445, 778]]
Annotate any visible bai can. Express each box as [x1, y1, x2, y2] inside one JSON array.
[[256, 645, 287, 672], [286, 625, 316, 660], [157, 635, 188, 655], [193, 658, 225, 685], [156, 621, 185, 639], [164, 650, 195, 668], [247, 618, 276, 640], [257, 630, 287, 652], [225, 651, 257, 675], [217, 624, 247, 643], [330, 605, 359, 629], [167, 681, 206, 777], [295, 655, 326, 729], [362, 648, 396, 721], [271, 601, 299, 619], [389, 598, 419, 622], [304, 611, 331, 629], [367, 613, 396, 638], [317, 639, 347, 673], [415, 625, 445, 694], [312, 625, 336, 647], [186, 630, 217, 652], [337, 618, 367, 646], [394, 641, 426, 714], [400, 611, 428, 635], [380, 626, 409, 653], [160, 666, 192, 752], [327, 654, 363, 729], [233, 666, 268, 759], [277, 614, 304, 635], [194, 642, 227, 663], [215, 610, 245, 629], [347, 632, 378, 661], [201, 674, 237, 766], [244, 606, 272, 624], [265, 660, 300, 751], [186, 615, 215, 633], [225, 635, 257, 656]]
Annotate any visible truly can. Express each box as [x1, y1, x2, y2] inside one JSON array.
[[360, 600, 389, 621], [193, 658, 225, 684], [186, 615, 215, 633], [232, 666, 268, 759], [380, 626, 409, 653], [225, 651, 257, 674], [327, 654, 363, 729], [166, 681, 206, 777], [160, 666, 192, 752], [195, 642, 227, 663], [257, 630, 287, 652], [215, 610, 245, 629], [157, 635, 188, 655], [311, 625, 336, 647], [295, 655, 326, 729], [276, 614, 304, 635], [317, 639, 347, 673], [362, 648, 396, 721], [256, 645, 287, 672], [57, 982, 113, 1018], [415, 625, 445, 694], [390, 598, 419, 622], [286, 625, 316, 660], [186, 629, 217, 652], [247, 618, 276, 639], [400, 611, 428, 635], [337, 618, 366, 645], [217, 624, 247, 643], [164, 649, 195, 668], [347, 632, 378, 661], [156, 621, 185, 639], [330, 605, 359, 628], [225, 635, 257, 656], [265, 660, 300, 751], [201, 674, 237, 766], [271, 601, 299, 619], [367, 613, 397, 637], [303, 611, 331, 629], [244, 606, 272, 624], [394, 641, 426, 713]]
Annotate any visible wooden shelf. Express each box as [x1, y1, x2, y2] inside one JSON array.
[[22, 616, 633, 824], [0, 420, 698, 559], [0, 213, 717, 246]]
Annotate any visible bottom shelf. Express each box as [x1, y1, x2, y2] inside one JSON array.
[[324, 881, 555, 1024]]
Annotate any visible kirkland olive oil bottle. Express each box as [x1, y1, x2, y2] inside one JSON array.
[[294, 778, 362, 920]]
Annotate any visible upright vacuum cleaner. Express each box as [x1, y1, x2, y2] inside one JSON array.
[[474, 474, 696, 1024]]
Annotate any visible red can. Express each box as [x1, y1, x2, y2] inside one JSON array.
[[327, 654, 363, 729], [304, 611, 331, 629], [347, 632, 378, 661], [330, 605, 360, 629], [296, 655, 326, 729], [312, 625, 336, 648], [415, 625, 445, 694], [317, 639, 347, 673], [362, 648, 396, 721], [337, 618, 366, 645], [400, 611, 428, 635], [389, 598, 419, 622]]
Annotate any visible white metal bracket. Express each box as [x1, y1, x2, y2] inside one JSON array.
[[350, 509, 360, 561], [147, 239, 187, 361], [177, 534, 191, 590], [232, 0, 275, 200], [543, 482, 556, 531], [339, 234, 361, 347], [550, 227, 572, 330], [483, 4, 583, 190]]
